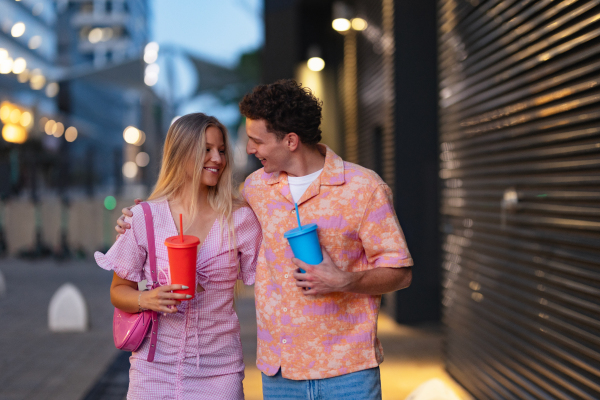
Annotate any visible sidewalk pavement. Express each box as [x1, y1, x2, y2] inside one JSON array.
[[0, 258, 119, 400], [0, 258, 471, 400]]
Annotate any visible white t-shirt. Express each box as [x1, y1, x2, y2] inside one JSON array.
[[288, 168, 323, 204]]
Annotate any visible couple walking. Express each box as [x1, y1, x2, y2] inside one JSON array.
[[96, 79, 413, 400]]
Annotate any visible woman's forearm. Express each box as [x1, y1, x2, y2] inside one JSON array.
[[111, 283, 141, 313]]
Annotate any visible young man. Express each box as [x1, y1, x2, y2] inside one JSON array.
[[116, 80, 412, 399]]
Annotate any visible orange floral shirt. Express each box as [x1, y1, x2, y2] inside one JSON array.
[[242, 145, 413, 380]]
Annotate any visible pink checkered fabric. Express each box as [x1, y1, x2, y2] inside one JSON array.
[[95, 198, 261, 400]]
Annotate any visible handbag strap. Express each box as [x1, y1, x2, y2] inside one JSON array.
[[141, 202, 159, 362]]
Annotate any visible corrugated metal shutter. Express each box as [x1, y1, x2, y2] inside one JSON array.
[[438, 0, 600, 399]]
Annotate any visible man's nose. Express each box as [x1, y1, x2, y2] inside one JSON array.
[[246, 141, 255, 155]]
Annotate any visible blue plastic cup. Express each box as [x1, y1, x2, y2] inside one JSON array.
[[284, 223, 323, 272]]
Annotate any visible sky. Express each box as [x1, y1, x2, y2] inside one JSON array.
[[149, 0, 264, 125]]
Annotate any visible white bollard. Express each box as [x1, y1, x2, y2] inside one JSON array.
[[405, 378, 463, 400], [0, 269, 5, 297], [48, 283, 89, 332]]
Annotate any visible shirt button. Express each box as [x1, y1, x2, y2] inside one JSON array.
[[282, 339, 287, 344], [284, 274, 289, 278], [283, 307, 287, 312]]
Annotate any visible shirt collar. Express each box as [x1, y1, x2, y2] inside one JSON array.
[[265, 144, 345, 186]]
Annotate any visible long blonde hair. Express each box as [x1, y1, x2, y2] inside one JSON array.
[[149, 113, 242, 255]]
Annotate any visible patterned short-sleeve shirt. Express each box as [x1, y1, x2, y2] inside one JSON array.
[[242, 144, 413, 380]]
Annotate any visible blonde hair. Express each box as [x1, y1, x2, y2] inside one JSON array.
[[149, 113, 242, 259]]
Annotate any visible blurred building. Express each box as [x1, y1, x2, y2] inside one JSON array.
[[0, 0, 164, 256], [264, 0, 600, 398]]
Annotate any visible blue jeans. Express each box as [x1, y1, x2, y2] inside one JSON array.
[[262, 367, 382, 400]]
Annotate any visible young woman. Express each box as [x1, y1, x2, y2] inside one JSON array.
[[95, 113, 261, 400]]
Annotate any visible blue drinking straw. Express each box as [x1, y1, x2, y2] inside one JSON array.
[[294, 203, 302, 230]]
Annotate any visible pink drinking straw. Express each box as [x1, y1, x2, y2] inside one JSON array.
[[179, 214, 184, 242]]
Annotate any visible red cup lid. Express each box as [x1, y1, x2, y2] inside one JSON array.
[[165, 235, 200, 248]]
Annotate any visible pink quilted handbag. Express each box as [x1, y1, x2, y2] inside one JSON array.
[[112, 202, 160, 362]]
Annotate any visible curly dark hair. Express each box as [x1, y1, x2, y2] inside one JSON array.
[[239, 79, 323, 146]]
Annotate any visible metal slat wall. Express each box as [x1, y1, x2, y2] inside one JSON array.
[[438, 0, 600, 399]]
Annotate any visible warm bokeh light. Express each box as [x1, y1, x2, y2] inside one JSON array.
[[45, 82, 59, 97], [123, 126, 141, 144], [0, 58, 13, 74], [12, 57, 26, 74], [9, 108, 21, 124], [17, 69, 29, 83], [88, 28, 103, 43], [332, 18, 351, 32], [45, 119, 56, 135], [2, 124, 27, 144], [122, 161, 138, 178], [0, 49, 7, 61], [30, 70, 46, 90], [39, 116, 48, 130], [19, 111, 32, 127], [11, 22, 26, 38], [307, 57, 325, 72], [135, 152, 150, 167], [28, 36, 42, 49], [53, 122, 65, 137], [351, 18, 368, 31], [145, 42, 159, 54], [0, 104, 10, 122], [65, 126, 78, 142]]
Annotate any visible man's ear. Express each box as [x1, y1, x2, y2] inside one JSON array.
[[286, 132, 300, 151]]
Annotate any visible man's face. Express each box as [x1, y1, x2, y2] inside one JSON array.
[[246, 118, 290, 174]]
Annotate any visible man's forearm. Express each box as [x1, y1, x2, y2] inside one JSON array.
[[342, 267, 412, 295]]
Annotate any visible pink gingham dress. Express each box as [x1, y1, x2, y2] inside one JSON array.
[[94, 199, 261, 400]]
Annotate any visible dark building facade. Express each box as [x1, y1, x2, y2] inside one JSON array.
[[439, 0, 600, 398], [265, 0, 600, 398]]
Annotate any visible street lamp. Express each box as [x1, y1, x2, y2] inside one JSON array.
[[306, 45, 325, 72], [332, 2, 352, 32]]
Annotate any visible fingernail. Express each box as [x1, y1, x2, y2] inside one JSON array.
[[182, 285, 189, 289], [186, 295, 192, 298]]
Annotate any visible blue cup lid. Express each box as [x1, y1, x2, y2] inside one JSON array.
[[284, 223, 318, 238]]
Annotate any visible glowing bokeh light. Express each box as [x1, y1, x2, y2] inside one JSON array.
[[12, 57, 26, 74], [135, 152, 150, 167], [45, 82, 59, 97], [11, 22, 26, 38], [332, 18, 351, 32], [53, 122, 65, 137], [2, 124, 27, 144], [123, 126, 141, 144], [20, 111, 32, 127], [65, 126, 78, 142], [45, 120, 56, 135], [122, 161, 138, 178], [28, 36, 42, 49], [351, 18, 368, 31], [9, 108, 21, 124], [0, 58, 14, 74], [307, 57, 325, 72]]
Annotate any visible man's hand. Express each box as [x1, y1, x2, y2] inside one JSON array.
[[115, 198, 143, 239], [292, 247, 353, 296], [292, 247, 412, 296]]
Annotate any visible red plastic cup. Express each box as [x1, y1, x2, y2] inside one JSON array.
[[165, 234, 200, 300]]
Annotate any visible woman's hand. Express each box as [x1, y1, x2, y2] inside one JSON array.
[[140, 285, 191, 314], [115, 198, 143, 239]]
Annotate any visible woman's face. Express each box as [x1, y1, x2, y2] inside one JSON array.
[[186, 126, 227, 188]]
